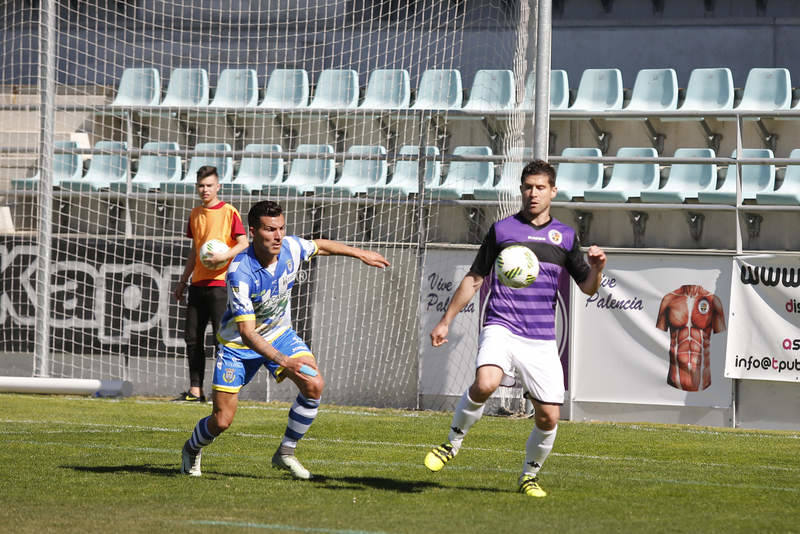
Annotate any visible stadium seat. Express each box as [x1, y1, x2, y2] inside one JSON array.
[[733, 68, 792, 112], [756, 148, 800, 205], [160, 68, 209, 107], [675, 67, 734, 113], [308, 69, 359, 109], [567, 68, 623, 112], [60, 141, 129, 191], [110, 141, 181, 193], [698, 149, 775, 204], [411, 69, 463, 110], [366, 145, 441, 198], [12, 140, 83, 190], [583, 147, 659, 202], [271, 144, 335, 196], [315, 145, 387, 196], [554, 147, 603, 201], [224, 144, 284, 195], [111, 67, 161, 106], [640, 148, 716, 203], [621, 68, 678, 113], [359, 69, 411, 110], [209, 68, 259, 108], [430, 146, 494, 199], [718, 68, 791, 129], [162, 142, 233, 193], [473, 146, 532, 199], [462, 69, 515, 113], [520, 69, 570, 111], [259, 69, 310, 109]]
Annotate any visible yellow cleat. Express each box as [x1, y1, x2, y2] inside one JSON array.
[[424, 442, 455, 472], [518, 474, 547, 497]]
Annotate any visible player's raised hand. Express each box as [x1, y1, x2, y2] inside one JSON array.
[[359, 250, 390, 268], [586, 245, 606, 270], [430, 321, 449, 347]]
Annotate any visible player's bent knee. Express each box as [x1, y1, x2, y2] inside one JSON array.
[[534, 408, 559, 430], [210, 411, 235, 433], [468, 382, 497, 403], [301, 375, 324, 399]]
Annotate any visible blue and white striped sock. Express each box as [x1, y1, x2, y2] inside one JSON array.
[[185, 416, 215, 454], [280, 394, 320, 451]]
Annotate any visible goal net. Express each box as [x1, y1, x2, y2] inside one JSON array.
[[1, 0, 535, 410]]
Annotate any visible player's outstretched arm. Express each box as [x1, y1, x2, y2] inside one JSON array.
[[430, 272, 484, 347], [313, 238, 390, 268]]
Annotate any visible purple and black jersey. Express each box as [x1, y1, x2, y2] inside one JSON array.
[[470, 212, 590, 340]]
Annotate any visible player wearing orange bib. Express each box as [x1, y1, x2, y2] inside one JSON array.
[[173, 165, 249, 402]]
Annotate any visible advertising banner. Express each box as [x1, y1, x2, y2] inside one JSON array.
[[0, 236, 186, 353], [419, 249, 483, 398], [571, 254, 732, 408], [725, 255, 800, 382]]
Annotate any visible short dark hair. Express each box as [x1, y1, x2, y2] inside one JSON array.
[[248, 200, 283, 228], [521, 159, 556, 187], [196, 165, 219, 181]]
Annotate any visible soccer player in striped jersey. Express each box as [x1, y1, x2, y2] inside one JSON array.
[[181, 200, 389, 479], [425, 160, 606, 497]]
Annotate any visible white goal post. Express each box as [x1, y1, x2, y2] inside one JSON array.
[[0, 0, 542, 410]]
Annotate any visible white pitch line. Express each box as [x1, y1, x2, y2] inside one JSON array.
[[2, 438, 797, 495], [6, 394, 799, 438], [3, 417, 799, 474], [185, 519, 387, 534]]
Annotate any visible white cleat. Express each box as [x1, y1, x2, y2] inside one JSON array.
[[181, 442, 202, 477], [271, 450, 312, 480]]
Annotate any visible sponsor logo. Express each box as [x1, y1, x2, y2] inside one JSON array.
[[734, 354, 800, 373], [585, 275, 644, 311], [782, 338, 800, 351], [786, 299, 800, 314], [527, 235, 546, 241], [740, 265, 800, 287], [548, 229, 563, 245], [425, 272, 476, 314]]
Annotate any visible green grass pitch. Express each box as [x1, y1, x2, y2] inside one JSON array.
[[1, 393, 798, 533]]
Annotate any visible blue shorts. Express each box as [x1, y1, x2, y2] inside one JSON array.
[[212, 328, 314, 394]]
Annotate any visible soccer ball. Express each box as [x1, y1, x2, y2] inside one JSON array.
[[495, 245, 539, 289], [199, 239, 230, 270]]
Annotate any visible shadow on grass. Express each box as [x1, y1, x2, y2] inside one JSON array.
[[63, 464, 260, 479], [309, 474, 506, 494]]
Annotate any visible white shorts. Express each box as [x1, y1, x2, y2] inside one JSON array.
[[475, 324, 565, 405]]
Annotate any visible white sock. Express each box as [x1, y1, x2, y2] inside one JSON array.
[[447, 391, 485, 454], [523, 424, 557, 476]]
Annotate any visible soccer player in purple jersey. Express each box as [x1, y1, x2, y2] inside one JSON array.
[[425, 159, 606, 497]]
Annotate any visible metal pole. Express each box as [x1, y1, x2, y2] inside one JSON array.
[[414, 114, 429, 410], [735, 115, 743, 254], [533, 0, 552, 160], [34, 0, 57, 377]]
